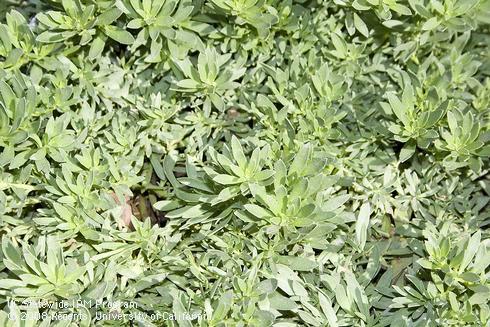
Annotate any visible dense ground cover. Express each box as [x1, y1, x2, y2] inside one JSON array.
[[0, 0, 489, 326]]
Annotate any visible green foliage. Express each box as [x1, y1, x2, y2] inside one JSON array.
[[0, 0, 488, 326]]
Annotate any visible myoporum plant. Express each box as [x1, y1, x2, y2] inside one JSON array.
[[0, 0, 489, 326]]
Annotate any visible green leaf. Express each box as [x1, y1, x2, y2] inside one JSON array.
[[353, 13, 369, 37], [243, 204, 272, 218], [104, 26, 134, 45], [62, 0, 82, 17], [0, 81, 15, 108], [277, 256, 317, 271], [459, 230, 481, 273], [319, 292, 338, 327], [387, 93, 408, 126], [97, 8, 122, 25], [399, 141, 416, 162], [36, 31, 68, 43], [176, 79, 200, 89], [213, 174, 241, 185], [355, 202, 371, 251], [447, 111, 458, 134], [212, 291, 233, 320], [289, 144, 312, 177], [422, 17, 440, 30], [269, 292, 298, 310], [0, 279, 27, 289], [231, 135, 247, 168], [88, 36, 106, 60]]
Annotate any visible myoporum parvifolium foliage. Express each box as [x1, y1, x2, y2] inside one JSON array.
[[0, 0, 489, 326]]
